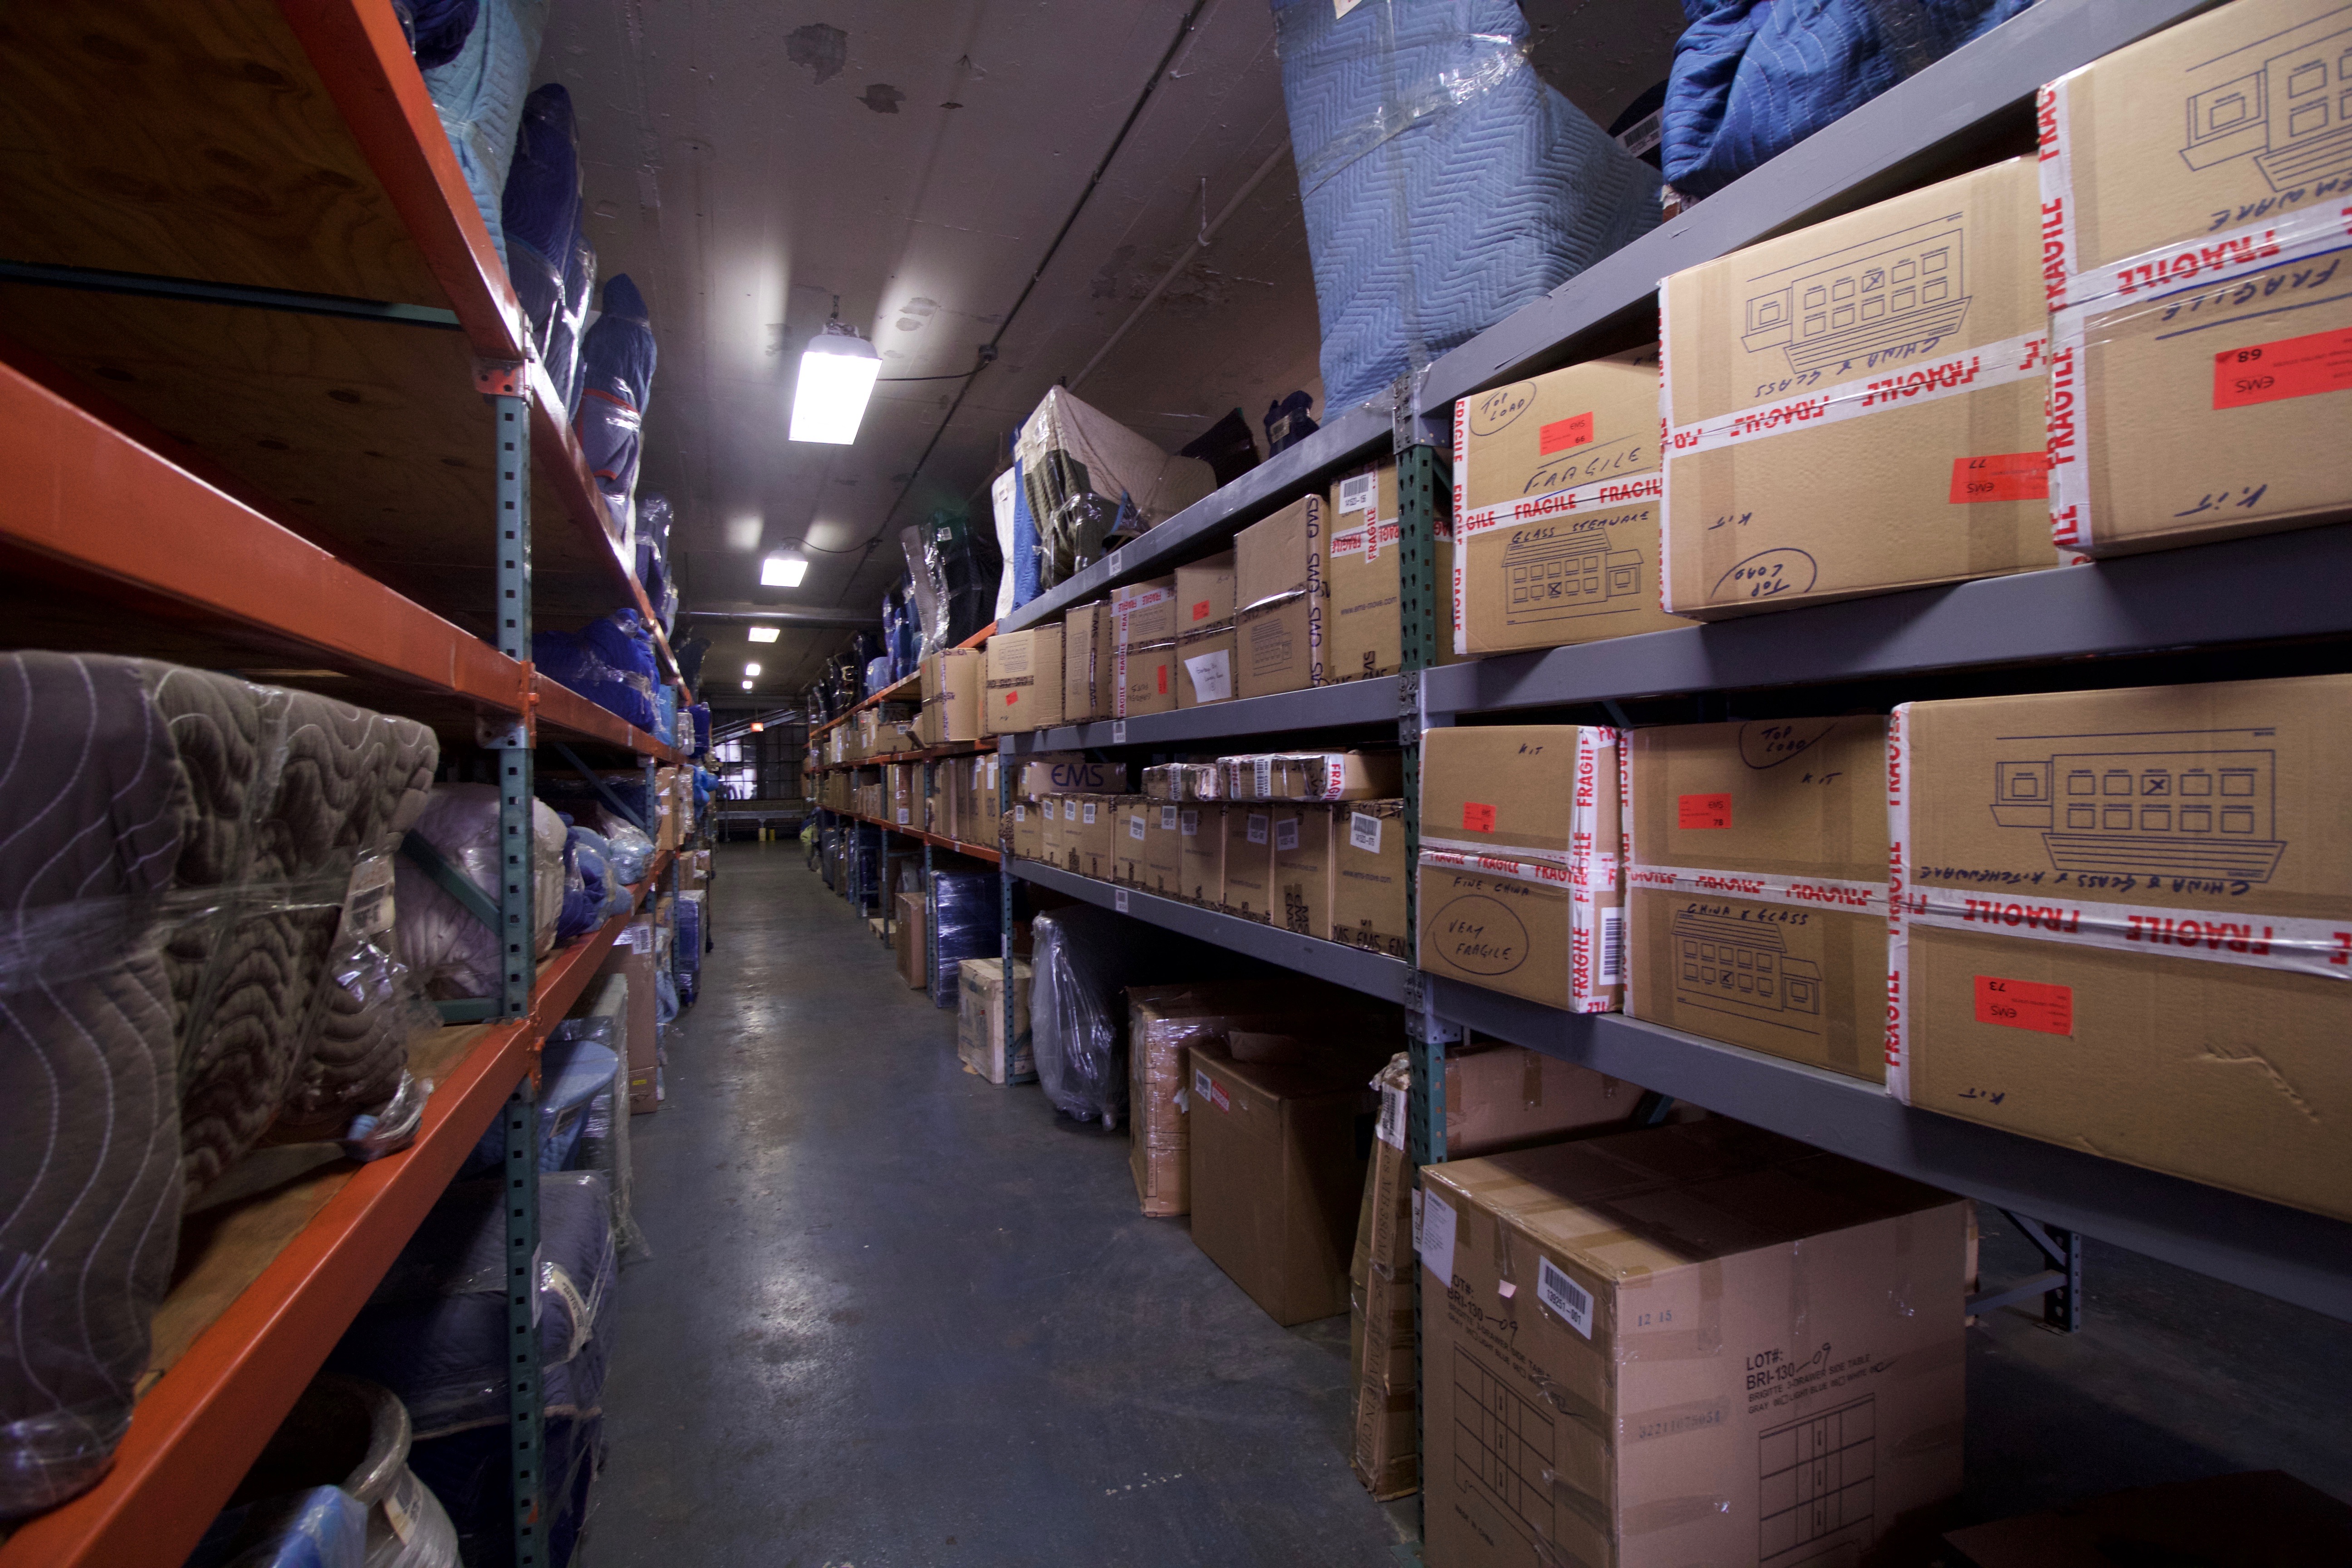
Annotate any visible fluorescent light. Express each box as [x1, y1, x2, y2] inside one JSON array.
[[747, 625, 780, 643], [760, 550, 808, 588], [741, 679, 754, 690], [744, 662, 762, 677], [789, 320, 881, 444]]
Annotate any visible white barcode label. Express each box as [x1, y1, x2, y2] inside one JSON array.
[[1180, 810, 1199, 837], [1195, 1068, 1212, 1098], [897, 808, 909, 824], [1109, 546, 1125, 573], [1161, 806, 1177, 830], [1128, 813, 1146, 841], [1043, 799, 1057, 819], [1538, 1255, 1593, 1338], [1253, 757, 1272, 796], [1113, 720, 1128, 744], [1083, 802, 1097, 824], [1350, 811, 1381, 853], [1338, 471, 1377, 515], [1419, 1191, 1458, 1285], [1600, 906, 1624, 985], [1377, 1081, 1406, 1150], [1246, 813, 1269, 845], [1275, 817, 1300, 852], [1014, 804, 1026, 821], [1115, 888, 1130, 913]]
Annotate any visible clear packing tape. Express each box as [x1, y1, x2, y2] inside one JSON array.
[[1280, 20, 1527, 198]]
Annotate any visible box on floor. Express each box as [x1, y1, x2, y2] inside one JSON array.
[[894, 891, 925, 988], [595, 920, 659, 1114], [1419, 1120, 1967, 1568], [1351, 1054, 1416, 1500], [958, 957, 1034, 1084]]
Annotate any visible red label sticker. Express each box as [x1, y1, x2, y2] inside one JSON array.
[[1974, 975, 2073, 1035], [1156, 666, 1167, 694], [1004, 690, 1017, 705], [1950, 452, 2049, 503], [1539, 412, 1594, 453], [1191, 599, 1212, 622], [2214, 327, 2352, 409], [1678, 793, 1732, 830], [1462, 802, 1496, 833]]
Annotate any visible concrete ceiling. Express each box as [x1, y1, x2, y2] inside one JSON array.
[[541, 0, 1683, 705]]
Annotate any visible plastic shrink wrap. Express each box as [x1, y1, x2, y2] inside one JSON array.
[[394, 784, 567, 999], [1014, 388, 1214, 589]]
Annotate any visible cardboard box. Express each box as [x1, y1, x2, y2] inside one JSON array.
[[1419, 1121, 1967, 1568], [1889, 674, 2352, 1220], [1174, 551, 1238, 708], [957, 957, 1034, 1084], [1418, 725, 1624, 1012], [1235, 494, 1326, 699], [1114, 796, 1152, 885], [1441, 1041, 1641, 1158], [1274, 803, 1333, 939], [1141, 800, 1186, 895], [1113, 575, 1179, 717], [1222, 750, 1404, 802], [1352, 1054, 1419, 1501], [985, 626, 1065, 734], [1451, 347, 1689, 656], [1068, 794, 1120, 879], [1661, 157, 2058, 618], [1008, 801, 1043, 862], [1143, 761, 1225, 801], [1326, 460, 1402, 681], [1332, 799, 1410, 956], [920, 648, 983, 745], [895, 891, 926, 988], [2041, 0, 2352, 558], [1626, 717, 1891, 1082], [595, 921, 658, 1113], [1038, 794, 1067, 867], [1014, 755, 1121, 799], [1062, 601, 1117, 723], [1180, 803, 1225, 906], [1190, 1035, 1384, 1324], [1222, 804, 1276, 923]]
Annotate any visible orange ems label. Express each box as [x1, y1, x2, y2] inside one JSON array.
[[1539, 412, 1594, 453], [1677, 793, 1732, 830], [1949, 452, 2048, 503], [1974, 975, 2072, 1035], [1462, 802, 1496, 833], [2214, 327, 2352, 409]]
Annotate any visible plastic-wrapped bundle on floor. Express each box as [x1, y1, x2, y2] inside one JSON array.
[[673, 893, 704, 981], [1661, 0, 2034, 201], [923, 508, 1004, 652], [1015, 389, 1215, 590], [393, 783, 567, 1000], [575, 274, 657, 530], [502, 84, 584, 403], [928, 870, 1003, 1011], [0, 654, 438, 1518], [421, 0, 549, 268], [326, 1173, 615, 1568], [1270, 0, 1661, 412]]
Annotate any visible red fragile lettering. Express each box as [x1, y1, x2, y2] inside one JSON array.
[[1678, 793, 1731, 830], [1463, 802, 1496, 833], [1974, 975, 2072, 1035], [1540, 412, 1594, 453], [2213, 327, 2352, 410], [1950, 452, 2049, 504], [1192, 599, 1212, 621]]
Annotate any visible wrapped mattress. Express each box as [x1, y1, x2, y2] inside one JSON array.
[[1014, 388, 1214, 589], [393, 783, 567, 1000], [421, 0, 550, 269], [1661, 0, 2035, 201], [0, 653, 437, 1518], [1270, 0, 1661, 412]]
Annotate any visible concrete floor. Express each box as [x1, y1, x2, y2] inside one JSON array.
[[586, 843, 2350, 1567]]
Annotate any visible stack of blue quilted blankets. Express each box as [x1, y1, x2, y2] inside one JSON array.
[[1271, 0, 1661, 412]]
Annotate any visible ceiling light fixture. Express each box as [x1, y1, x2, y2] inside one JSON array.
[[744, 662, 762, 677], [760, 549, 808, 588], [741, 679, 754, 690], [747, 625, 780, 643], [750, 721, 765, 733], [789, 305, 881, 445]]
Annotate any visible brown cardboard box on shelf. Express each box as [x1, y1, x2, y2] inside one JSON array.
[[1274, 804, 1333, 939], [2040, 0, 2352, 558], [1174, 551, 1239, 708], [1626, 717, 1891, 1082], [1220, 750, 1402, 802], [1332, 799, 1410, 956], [1113, 575, 1180, 718], [1038, 794, 1067, 867], [895, 891, 926, 988], [1141, 800, 1185, 895], [984, 625, 1065, 735], [920, 648, 984, 745], [1352, 1054, 1418, 1500], [1114, 797, 1151, 885], [1890, 674, 2352, 1221], [596, 920, 659, 1113], [957, 957, 1034, 1084], [887, 763, 916, 828], [1418, 725, 1624, 1012], [1451, 347, 1689, 656], [1068, 794, 1119, 880], [1235, 494, 1325, 699], [1180, 802, 1225, 906], [1007, 801, 1043, 862], [1419, 1120, 1967, 1568], [1326, 460, 1402, 682], [1062, 601, 1117, 724], [1443, 1040, 1642, 1157], [1221, 804, 1275, 923], [1190, 1033, 1388, 1325], [1014, 754, 1120, 798], [1661, 157, 2057, 618]]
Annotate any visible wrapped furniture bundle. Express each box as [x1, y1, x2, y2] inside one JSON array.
[[1014, 389, 1215, 591], [0, 653, 438, 1518], [1270, 0, 1661, 412], [575, 274, 657, 532], [421, 0, 550, 269], [394, 783, 568, 1000], [502, 83, 594, 412], [1029, 904, 1256, 1127]]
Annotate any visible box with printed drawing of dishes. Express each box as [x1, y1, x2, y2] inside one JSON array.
[[2038, 0, 2352, 558], [1888, 672, 2352, 1221]]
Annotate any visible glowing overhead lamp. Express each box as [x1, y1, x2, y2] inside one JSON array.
[[747, 625, 780, 643], [789, 307, 881, 445], [761, 549, 808, 588], [744, 662, 762, 677], [741, 679, 754, 690]]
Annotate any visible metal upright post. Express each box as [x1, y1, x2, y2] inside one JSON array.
[[477, 362, 543, 1568], [1000, 737, 1018, 1074]]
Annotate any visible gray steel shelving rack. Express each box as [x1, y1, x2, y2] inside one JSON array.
[[982, 0, 2352, 1333]]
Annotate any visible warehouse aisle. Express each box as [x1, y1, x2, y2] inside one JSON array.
[[588, 843, 1409, 1567]]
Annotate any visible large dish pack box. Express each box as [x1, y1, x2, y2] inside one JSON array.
[[1333, 799, 1409, 956], [1888, 674, 2352, 1220], [1141, 801, 1185, 894], [1274, 803, 1333, 939], [1326, 461, 1403, 681], [1421, 1122, 1965, 1568], [1451, 347, 1687, 656], [1180, 803, 1225, 906], [920, 648, 983, 745], [985, 626, 1064, 734], [1353, 1054, 1418, 1501], [1418, 726, 1624, 1012], [957, 957, 1034, 1084], [1190, 1034, 1384, 1325], [2040, 0, 2352, 557], [1626, 717, 1891, 1082], [1661, 157, 2058, 617], [1441, 1041, 1644, 1158], [895, 891, 926, 988], [1114, 576, 1179, 718], [1175, 552, 1238, 708], [1235, 494, 1326, 698], [1222, 804, 1276, 923], [1062, 601, 1117, 723]]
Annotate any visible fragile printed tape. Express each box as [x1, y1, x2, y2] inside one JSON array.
[[1628, 863, 1888, 913], [1666, 328, 2048, 461], [1885, 703, 1914, 1101], [1901, 886, 2352, 980], [1456, 473, 1661, 540]]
